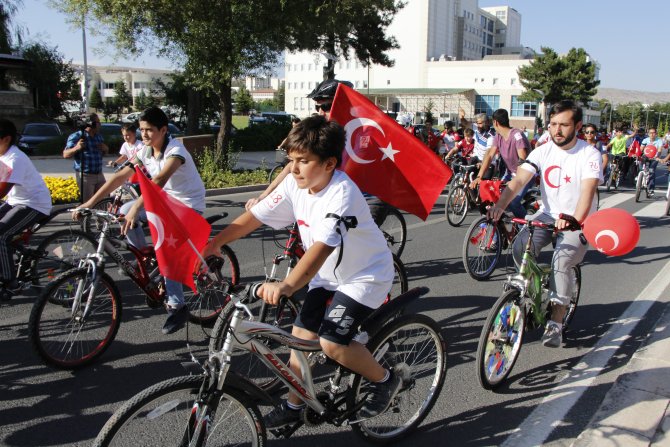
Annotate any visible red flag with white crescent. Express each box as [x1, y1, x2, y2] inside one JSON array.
[[330, 84, 452, 220]]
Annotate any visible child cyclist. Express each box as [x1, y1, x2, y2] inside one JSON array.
[[201, 115, 400, 427]]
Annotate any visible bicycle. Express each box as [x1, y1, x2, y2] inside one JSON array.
[[28, 208, 240, 369], [81, 178, 140, 238], [605, 154, 625, 191], [3, 207, 98, 298], [268, 147, 288, 183], [93, 282, 447, 446], [476, 215, 581, 390], [444, 158, 480, 226], [635, 155, 655, 202]]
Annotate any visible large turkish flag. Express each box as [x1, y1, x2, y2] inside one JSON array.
[[330, 84, 452, 220], [136, 167, 211, 292]]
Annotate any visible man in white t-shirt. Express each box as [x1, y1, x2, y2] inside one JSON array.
[[202, 115, 399, 428], [0, 119, 52, 300], [488, 100, 602, 348], [75, 107, 205, 335]]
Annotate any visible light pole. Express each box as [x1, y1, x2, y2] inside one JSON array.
[[645, 108, 654, 130], [82, 14, 89, 113]]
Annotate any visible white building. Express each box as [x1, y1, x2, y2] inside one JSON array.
[[284, 0, 599, 129]]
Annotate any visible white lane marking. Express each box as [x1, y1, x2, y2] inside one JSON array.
[[599, 192, 634, 209], [501, 259, 670, 447], [633, 200, 667, 217]]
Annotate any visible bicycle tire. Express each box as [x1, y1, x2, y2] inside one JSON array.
[[615, 169, 621, 189], [82, 198, 123, 239], [268, 164, 284, 183], [209, 294, 300, 394], [462, 216, 502, 281], [635, 172, 643, 202], [476, 289, 526, 390], [379, 207, 407, 258], [561, 265, 581, 331], [31, 229, 98, 288], [92, 375, 265, 447], [391, 253, 409, 299], [185, 245, 240, 325], [349, 314, 447, 443], [29, 267, 122, 369], [445, 185, 469, 227], [605, 169, 614, 192]]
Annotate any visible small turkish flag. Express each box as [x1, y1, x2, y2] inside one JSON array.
[[136, 167, 211, 292], [330, 84, 452, 220]]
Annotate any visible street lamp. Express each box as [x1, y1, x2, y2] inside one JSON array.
[[601, 100, 614, 132], [645, 108, 654, 130]]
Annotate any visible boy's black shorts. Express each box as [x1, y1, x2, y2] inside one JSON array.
[[294, 287, 375, 345]]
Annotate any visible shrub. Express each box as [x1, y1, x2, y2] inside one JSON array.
[[230, 123, 290, 152], [196, 146, 268, 189], [44, 176, 80, 204]]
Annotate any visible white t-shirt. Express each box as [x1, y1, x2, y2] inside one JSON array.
[[0, 146, 52, 215], [520, 139, 603, 219], [251, 170, 394, 308], [120, 140, 142, 160], [471, 124, 494, 160], [536, 131, 551, 146], [135, 139, 205, 212]]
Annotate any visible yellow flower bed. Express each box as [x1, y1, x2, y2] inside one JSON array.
[[44, 176, 80, 204]]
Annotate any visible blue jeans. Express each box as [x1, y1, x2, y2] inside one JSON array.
[[647, 159, 659, 190], [507, 178, 534, 219], [120, 200, 185, 308]]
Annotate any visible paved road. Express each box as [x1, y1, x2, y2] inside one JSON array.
[[1, 178, 669, 446]]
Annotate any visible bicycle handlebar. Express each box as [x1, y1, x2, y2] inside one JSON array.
[[509, 213, 581, 232]]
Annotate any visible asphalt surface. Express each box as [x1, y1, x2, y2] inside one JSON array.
[[1, 174, 669, 446]]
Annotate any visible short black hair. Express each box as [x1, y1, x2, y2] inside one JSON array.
[[291, 117, 301, 124], [139, 106, 168, 129], [549, 100, 583, 124], [492, 108, 510, 128], [284, 115, 345, 167], [0, 119, 17, 146], [121, 123, 137, 133], [583, 123, 597, 132]]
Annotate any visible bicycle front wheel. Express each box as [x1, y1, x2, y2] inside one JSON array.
[[209, 295, 300, 394], [462, 216, 502, 281], [635, 172, 643, 202], [31, 229, 98, 288], [390, 253, 409, 299], [93, 375, 265, 447], [379, 207, 407, 258], [268, 164, 284, 183], [476, 289, 526, 390], [349, 314, 447, 443], [185, 245, 240, 325], [28, 267, 122, 369], [445, 185, 469, 227]]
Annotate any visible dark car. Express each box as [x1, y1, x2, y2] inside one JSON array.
[[18, 123, 63, 154]]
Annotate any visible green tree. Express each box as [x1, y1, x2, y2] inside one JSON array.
[[423, 99, 435, 124], [53, 0, 401, 165], [102, 97, 115, 121], [113, 79, 132, 116], [235, 86, 254, 115], [518, 47, 600, 107], [19, 42, 79, 118], [135, 89, 149, 111], [271, 83, 285, 111], [89, 84, 103, 111], [0, 0, 22, 53]]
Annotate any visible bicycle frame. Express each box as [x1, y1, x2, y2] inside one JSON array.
[[267, 223, 304, 281]]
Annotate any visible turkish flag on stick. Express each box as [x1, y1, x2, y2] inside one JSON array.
[[136, 167, 211, 292], [330, 84, 453, 220]]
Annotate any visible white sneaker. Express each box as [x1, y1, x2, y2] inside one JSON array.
[[542, 321, 562, 348]]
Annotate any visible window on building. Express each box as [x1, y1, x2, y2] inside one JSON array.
[[475, 95, 499, 116], [486, 48, 493, 55], [294, 97, 299, 109], [363, 80, 368, 88], [103, 82, 115, 90], [510, 78, 516, 85], [300, 82, 304, 89], [346, 61, 350, 69], [300, 64, 304, 71], [511, 96, 538, 117], [355, 80, 360, 88], [481, 16, 486, 27], [492, 78, 498, 85], [300, 97, 304, 110], [308, 63, 312, 71], [387, 79, 391, 85], [488, 21, 494, 31], [487, 34, 493, 46]]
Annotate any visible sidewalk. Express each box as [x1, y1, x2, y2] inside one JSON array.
[[573, 302, 670, 446]]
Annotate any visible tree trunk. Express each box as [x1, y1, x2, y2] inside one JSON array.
[[216, 79, 233, 169]]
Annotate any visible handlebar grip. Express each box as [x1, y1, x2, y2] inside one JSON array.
[[558, 213, 582, 232]]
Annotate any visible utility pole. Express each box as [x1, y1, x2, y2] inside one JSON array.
[[82, 14, 89, 113]]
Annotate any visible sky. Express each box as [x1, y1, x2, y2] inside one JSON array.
[[12, 0, 670, 92]]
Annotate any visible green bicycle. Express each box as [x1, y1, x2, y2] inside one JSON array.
[[476, 214, 581, 390]]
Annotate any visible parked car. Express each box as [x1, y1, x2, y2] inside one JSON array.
[[120, 112, 140, 124], [18, 123, 63, 155], [259, 111, 297, 125]]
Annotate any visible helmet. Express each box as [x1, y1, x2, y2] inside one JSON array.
[[306, 79, 353, 100]]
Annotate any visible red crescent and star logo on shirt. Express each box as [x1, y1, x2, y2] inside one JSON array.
[[543, 165, 571, 189]]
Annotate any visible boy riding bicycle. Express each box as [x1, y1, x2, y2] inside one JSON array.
[[487, 100, 602, 348], [202, 115, 398, 427]]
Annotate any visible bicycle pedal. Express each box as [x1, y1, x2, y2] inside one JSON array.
[[269, 421, 302, 439]]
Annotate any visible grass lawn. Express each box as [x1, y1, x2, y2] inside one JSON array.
[[232, 115, 249, 129]]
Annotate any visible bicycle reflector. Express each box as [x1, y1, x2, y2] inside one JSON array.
[[582, 208, 640, 256], [643, 145, 658, 158]]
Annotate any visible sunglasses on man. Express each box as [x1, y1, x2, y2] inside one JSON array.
[[315, 103, 332, 112]]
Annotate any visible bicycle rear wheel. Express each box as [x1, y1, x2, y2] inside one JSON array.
[[445, 185, 469, 227], [476, 289, 525, 390], [379, 207, 407, 258], [209, 294, 300, 394], [185, 245, 240, 325], [349, 314, 447, 443], [462, 216, 502, 281], [28, 267, 122, 369], [635, 172, 643, 202], [31, 229, 98, 288], [93, 375, 265, 447], [268, 164, 284, 183], [605, 169, 614, 191], [390, 254, 409, 299]]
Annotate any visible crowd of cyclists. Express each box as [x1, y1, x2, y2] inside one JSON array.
[[1, 76, 669, 444]]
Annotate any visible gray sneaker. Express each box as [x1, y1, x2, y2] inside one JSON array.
[[542, 321, 562, 348], [264, 402, 302, 429], [357, 369, 403, 420]]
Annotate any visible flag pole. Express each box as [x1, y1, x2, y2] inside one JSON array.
[[186, 239, 218, 280]]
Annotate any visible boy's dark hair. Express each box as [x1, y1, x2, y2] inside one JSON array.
[[284, 115, 345, 167], [0, 119, 18, 146], [139, 106, 168, 129], [583, 123, 597, 132], [121, 123, 137, 133], [492, 108, 510, 128], [549, 100, 583, 124], [291, 117, 301, 124], [425, 118, 433, 125], [648, 127, 657, 133], [464, 127, 474, 137]]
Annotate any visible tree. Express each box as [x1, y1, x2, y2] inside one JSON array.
[[423, 99, 435, 124], [113, 79, 132, 116], [271, 83, 285, 111], [0, 0, 22, 53], [517, 47, 600, 107], [19, 42, 79, 118], [102, 97, 115, 121], [135, 89, 149, 111], [53, 0, 401, 165], [89, 84, 103, 111], [235, 86, 254, 115]]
